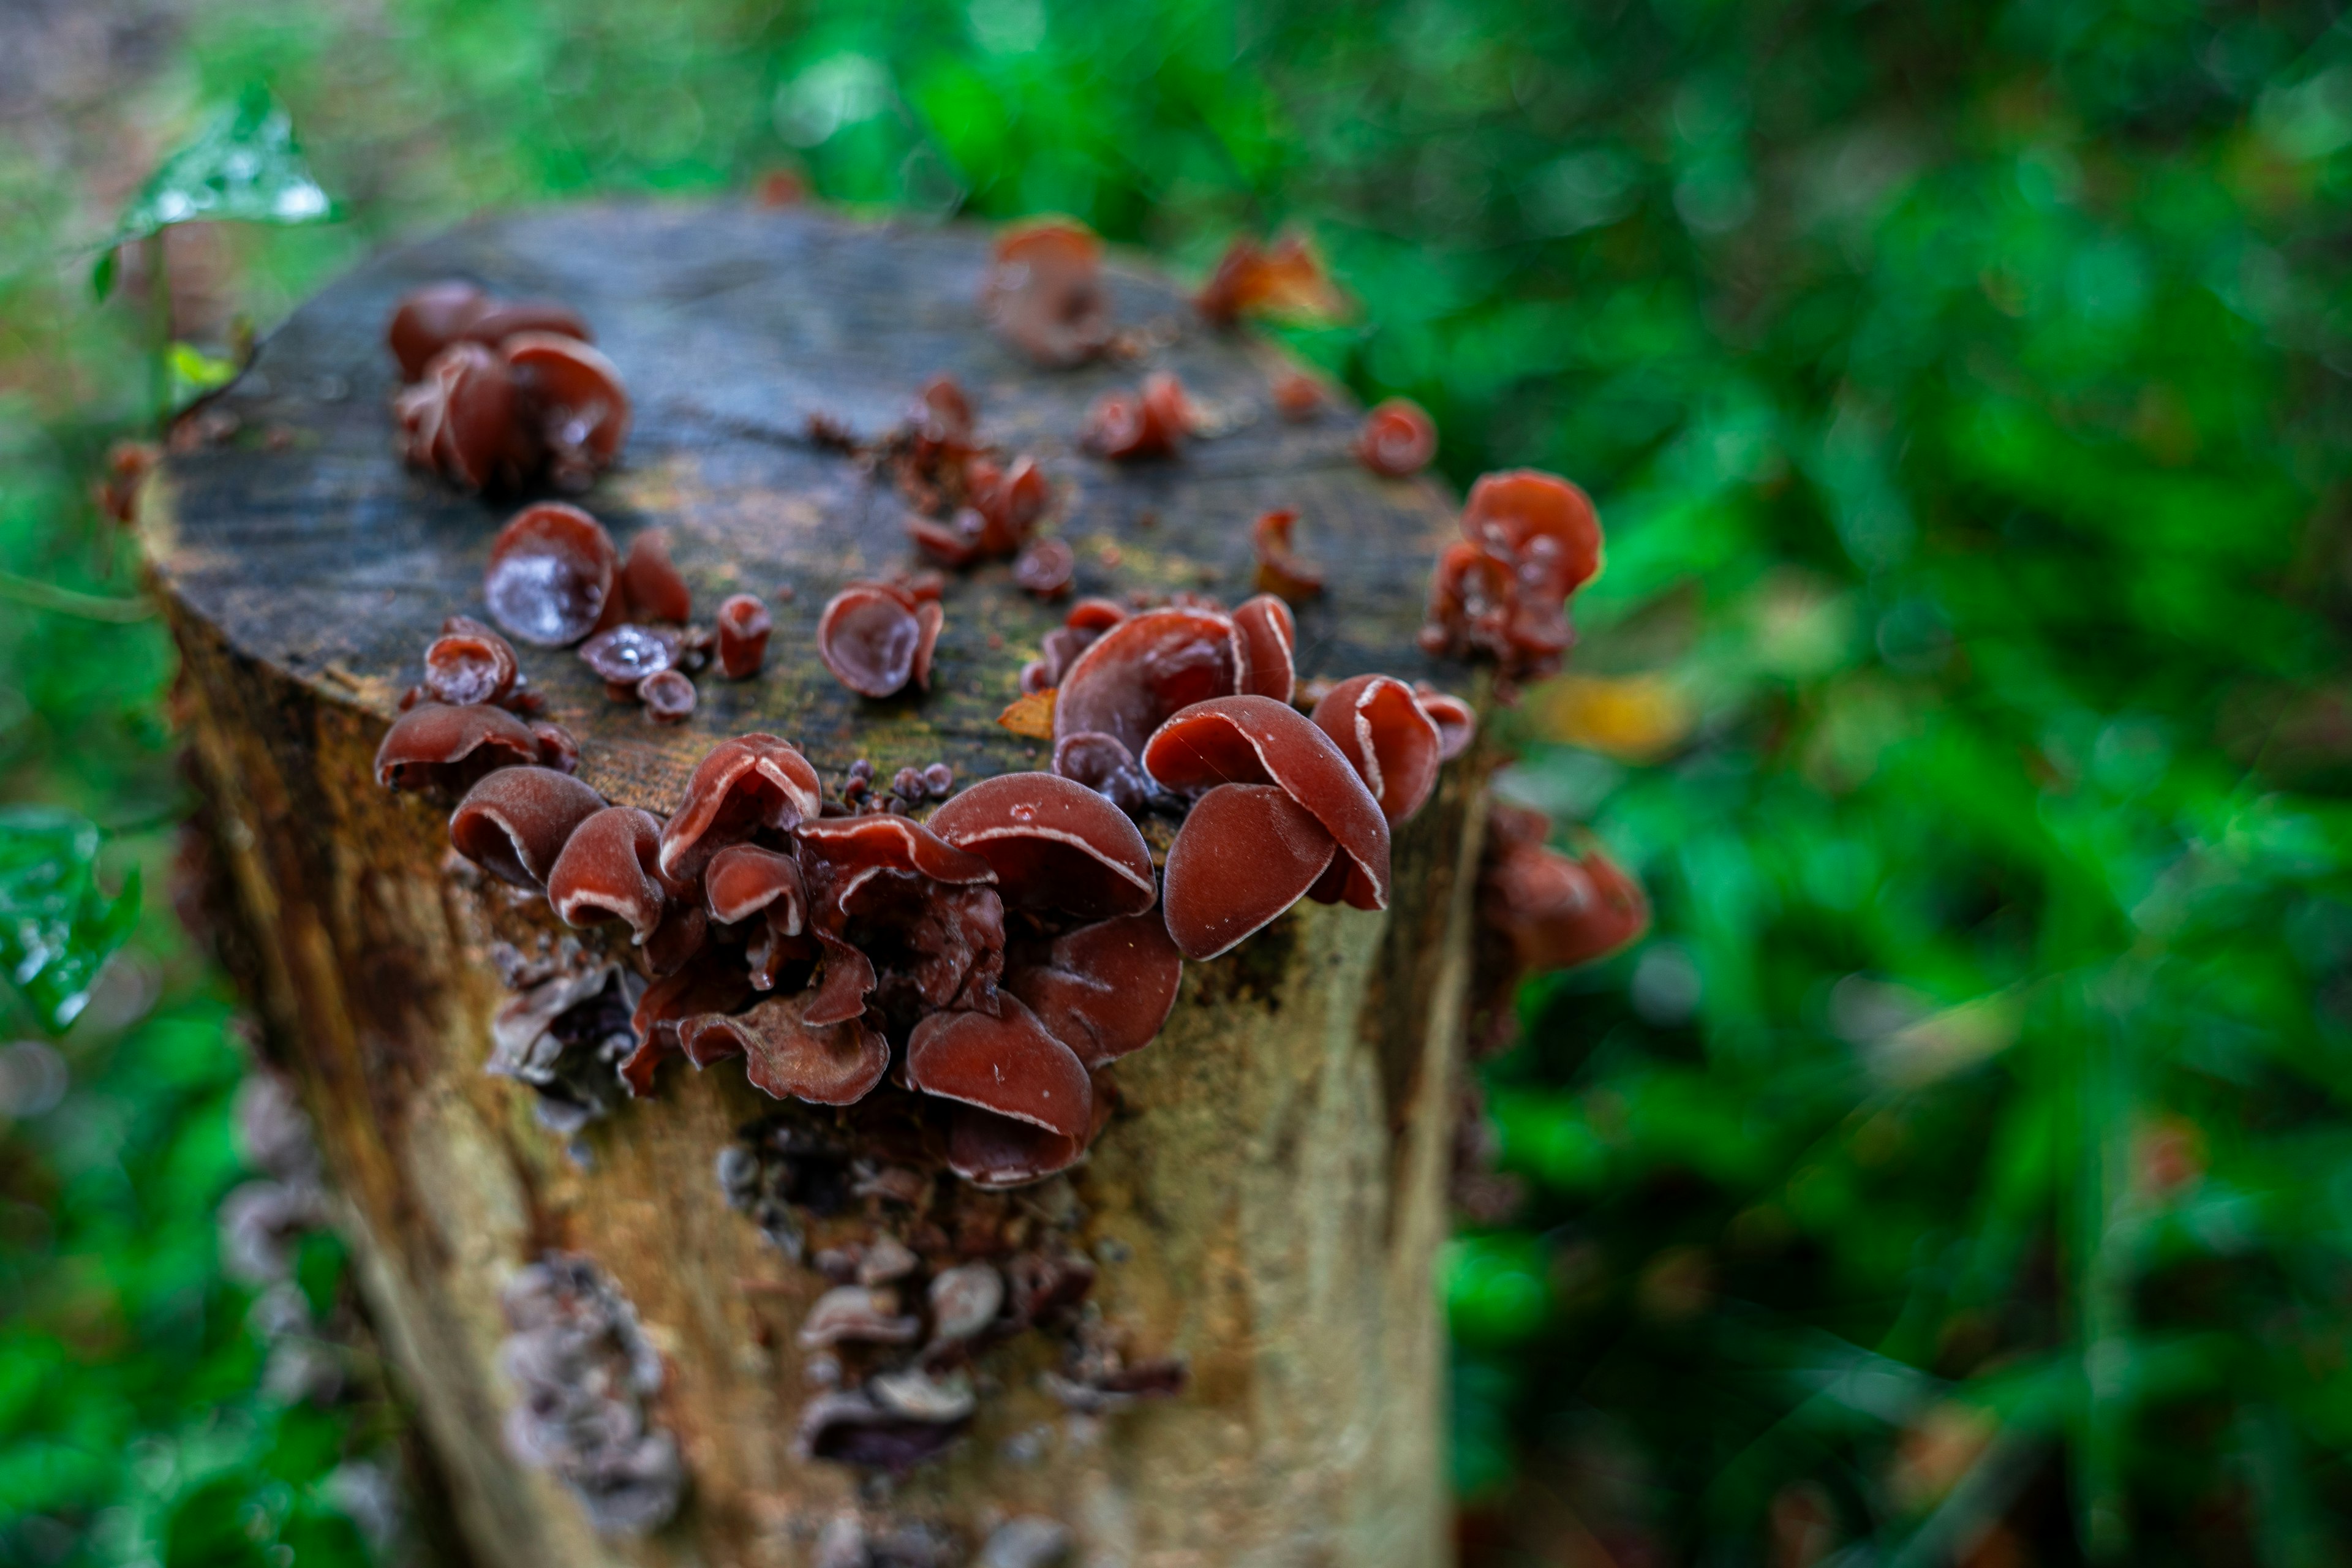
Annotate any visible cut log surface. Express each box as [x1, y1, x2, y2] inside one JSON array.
[[147, 203, 1483, 1568]]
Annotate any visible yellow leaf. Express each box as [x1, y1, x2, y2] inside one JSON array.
[[997, 688, 1055, 741], [1533, 674, 1693, 761]]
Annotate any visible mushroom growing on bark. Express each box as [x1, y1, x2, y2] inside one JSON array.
[[819, 582, 945, 699], [1419, 468, 1604, 690], [484, 503, 623, 647], [450, 767, 608, 889], [1310, 674, 1444, 826], [981, 219, 1112, 369], [657, 733, 824, 881], [1251, 509, 1325, 603], [1354, 398, 1436, 477], [715, 593, 772, 678], [374, 701, 543, 796], [1084, 372, 1196, 461]]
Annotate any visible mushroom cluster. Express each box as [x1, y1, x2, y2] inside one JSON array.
[[387, 281, 630, 491], [1082, 371, 1198, 461], [1420, 467, 1605, 692], [1468, 801, 1651, 1058]]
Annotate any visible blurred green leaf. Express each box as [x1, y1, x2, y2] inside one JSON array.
[[0, 807, 138, 1034]]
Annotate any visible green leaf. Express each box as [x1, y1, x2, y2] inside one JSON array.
[[0, 807, 140, 1033], [92, 85, 336, 299], [166, 342, 241, 407]]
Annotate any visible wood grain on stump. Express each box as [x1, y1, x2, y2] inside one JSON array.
[[145, 202, 1484, 1568]]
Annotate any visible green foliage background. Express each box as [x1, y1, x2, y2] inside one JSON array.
[[4, 1, 2351, 1562]]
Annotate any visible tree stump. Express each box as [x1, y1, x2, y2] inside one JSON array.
[[145, 203, 1485, 1568]]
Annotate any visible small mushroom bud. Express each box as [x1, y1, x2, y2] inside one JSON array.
[[637, 669, 696, 723], [1006, 911, 1184, 1066], [817, 581, 943, 699], [927, 1264, 1005, 1345], [484, 502, 622, 647], [677, 992, 889, 1106], [927, 772, 1156, 919], [1270, 369, 1324, 421], [1229, 594, 1298, 703], [1052, 606, 1237, 756], [715, 594, 771, 678], [1251, 508, 1325, 602], [578, 624, 679, 685], [422, 616, 521, 707], [906, 995, 1093, 1140], [1083, 371, 1196, 461], [1142, 693, 1392, 914], [657, 733, 823, 881], [620, 529, 692, 624], [448, 767, 607, 889], [374, 701, 543, 794], [545, 807, 670, 943], [1412, 683, 1477, 760], [1012, 537, 1076, 599], [1311, 673, 1444, 826], [798, 1286, 922, 1349], [1050, 731, 1155, 816], [981, 219, 1112, 368], [1353, 396, 1436, 477], [506, 331, 631, 486]]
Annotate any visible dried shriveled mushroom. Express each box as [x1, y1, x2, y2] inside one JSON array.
[[1311, 674, 1444, 826], [715, 594, 771, 679], [926, 772, 1156, 919], [818, 581, 943, 699], [679, 992, 889, 1105], [375, 701, 543, 795], [1354, 397, 1436, 477], [657, 733, 823, 881], [1251, 509, 1325, 602], [484, 503, 622, 647], [450, 767, 608, 888], [981, 219, 1112, 369], [1084, 371, 1196, 461]]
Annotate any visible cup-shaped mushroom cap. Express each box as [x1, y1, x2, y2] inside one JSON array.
[[546, 806, 671, 940], [620, 529, 693, 624], [1049, 731, 1155, 816], [1354, 397, 1436, 477], [1051, 608, 1238, 755], [818, 582, 926, 698], [464, 297, 592, 350], [1462, 469, 1602, 599], [1229, 595, 1298, 703], [948, 1105, 1091, 1189], [679, 992, 889, 1106], [703, 843, 807, 931], [484, 502, 620, 647], [1006, 912, 1183, 1066], [1311, 674, 1444, 826], [1083, 372, 1193, 460], [926, 773, 1156, 919], [432, 341, 536, 491], [1252, 509, 1324, 602], [715, 594, 772, 679], [1140, 693, 1392, 912], [907, 995, 1093, 1139], [981, 218, 1112, 368], [449, 767, 608, 888], [657, 733, 824, 881], [375, 701, 543, 794], [422, 620, 519, 707], [388, 280, 489, 380], [1064, 597, 1128, 636], [797, 814, 995, 919], [1413, 684, 1477, 760], [1158, 783, 1338, 960], [505, 331, 631, 472], [1485, 812, 1651, 973], [578, 624, 679, 684], [1013, 538, 1075, 599]]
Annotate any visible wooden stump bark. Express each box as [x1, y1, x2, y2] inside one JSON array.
[[145, 203, 1485, 1568]]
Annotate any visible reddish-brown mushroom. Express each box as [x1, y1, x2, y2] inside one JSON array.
[[946, 1093, 1107, 1190], [1482, 805, 1649, 971], [396, 341, 536, 491], [375, 701, 543, 794], [796, 813, 996, 920], [421, 616, 521, 707], [1419, 469, 1601, 687], [907, 995, 1093, 1140], [657, 734, 824, 881], [1354, 398, 1436, 478], [463, 297, 592, 352], [531, 720, 582, 774], [1229, 594, 1298, 704], [1051, 606, 1237, 756], [1270, 369, 1325, 421], [388, 281, 490, 381], [981, 219, 1112, 369], [638, 669, 696, 723], [818, 581, 941, 699], [1012, 538, 1076, 600], [678, 992, 889, 1106], [448, 766, 607, 888], [704, 842, 807, 929], [908, 454, 1052, 567], [1156, 783, 1337, 960], [1005, 913, 1183, 1066], [715, 594, 771, 679], [1141, 693, 1392, 913], [620, 530, 692, 624], [483, 503, 621, 647], [1049, 731, 1155, 816], [1194, 235, 1345, 328], [1251, 510, 1325, 602], [546, 807, 671, 940], [927, 772, 1156, 919], [1084, 371, 1196, 461], [578, 624, 679, 687], [1311, 674, 1444, 826], [1461, 469, 1604, 601], [1413, 684, 1477, 760], [621, 956, 756, 1095], [505, 331, 630, 488]]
